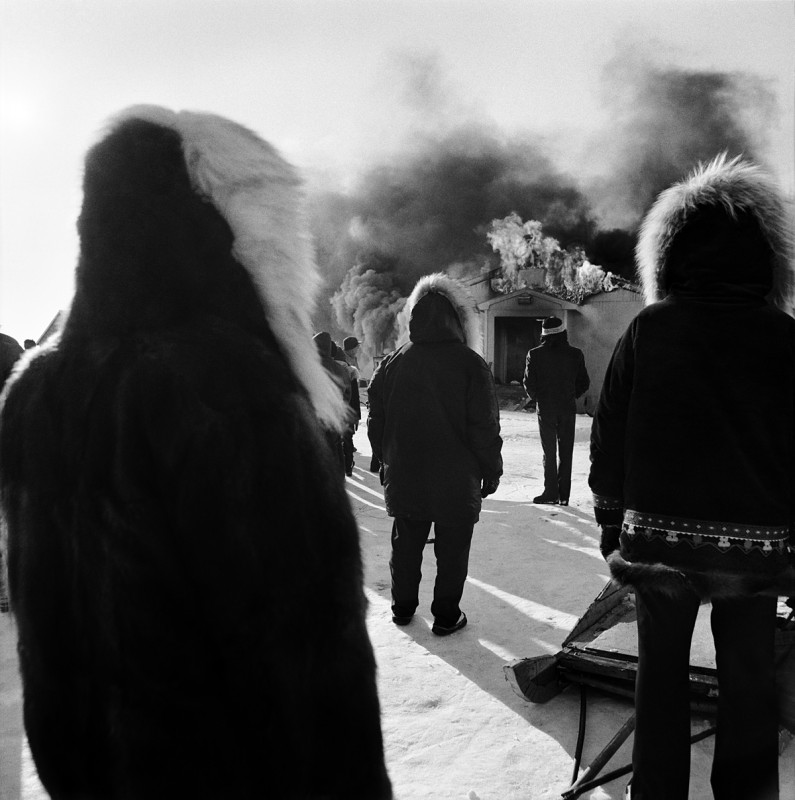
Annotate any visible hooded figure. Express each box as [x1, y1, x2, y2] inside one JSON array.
[[523, 315, 590, 505], [0, 106, 391, 800], [0, 331, 23, 392], [589, 154, 795, 800], [367, 273, 502, 635]]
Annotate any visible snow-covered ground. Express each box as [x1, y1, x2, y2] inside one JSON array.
[[349, 410, 795, 800], [2, 409, 793, 799]]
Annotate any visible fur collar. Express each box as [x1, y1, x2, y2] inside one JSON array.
[[398, 273, 482, 356], [636, 153, 794, 313], [75, 105, 349, 431]]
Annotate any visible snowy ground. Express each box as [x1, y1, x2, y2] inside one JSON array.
[[2, 409, 794, 799], [348, 410, 795, 800]]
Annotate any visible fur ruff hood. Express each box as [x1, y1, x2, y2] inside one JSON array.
[[606, 550, 795, 600], [398, 273, 482, 356], [66, 104, 348, 431], [636, 153, 795, 313]]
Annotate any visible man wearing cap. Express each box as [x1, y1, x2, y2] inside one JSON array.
[[523, 316, 589, 505]]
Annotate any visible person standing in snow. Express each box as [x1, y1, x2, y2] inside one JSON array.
[[314, 331, 352, 475], [589, 154, 795, 800], [339, 336, 362, 476], [0, 106, 392, 800], [367, 273, 502, 636], [523, 316, 590, 505]]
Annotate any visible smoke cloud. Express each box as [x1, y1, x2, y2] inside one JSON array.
[[587, 50, 777, 228], [311, 127, 598, 359], [308, 48, 780, 365]]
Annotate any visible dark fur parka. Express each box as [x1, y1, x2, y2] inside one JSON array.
[[0, 107, 391, 799], [590, 154, 795, 599]]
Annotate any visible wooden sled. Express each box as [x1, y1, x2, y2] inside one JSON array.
[[504, 580, 795, 799]]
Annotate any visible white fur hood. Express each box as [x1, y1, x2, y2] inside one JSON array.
[[636, 153, 794, 312], [72, 104, 348, 431], [400, 273, 483, 356]]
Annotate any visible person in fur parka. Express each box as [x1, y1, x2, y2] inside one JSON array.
[[0, 106, 392, 800], [589, 154, 795, 800], [367, 273, 502, 635]]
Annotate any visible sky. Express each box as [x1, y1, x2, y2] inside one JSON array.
[[1, 0, 793, 342]]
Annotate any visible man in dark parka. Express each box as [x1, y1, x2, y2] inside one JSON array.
[[523, 316, 590, 505], [338, 336, 362, 476], [314, 331, 352, 475], [367, 273, 503, 636], [590, 154, 795, 800]]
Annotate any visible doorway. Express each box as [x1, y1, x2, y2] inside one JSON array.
[[495, 317, 542, 383]]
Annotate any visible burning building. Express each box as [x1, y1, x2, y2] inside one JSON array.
[[313, 53, 779, 391], [466, 266, 642, 414]]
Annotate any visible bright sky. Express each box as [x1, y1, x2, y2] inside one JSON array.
[[1, 0, 793, 342]]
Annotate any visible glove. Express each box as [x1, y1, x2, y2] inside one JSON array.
[[600, 525, 621, 560], [379, 463, 385, 486], [480, 477, 500, 498]]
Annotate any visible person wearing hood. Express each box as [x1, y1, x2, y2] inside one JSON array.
[[367, 273, 503, 636], [0, 106, 392, 800], [0, 331, 23, 392], [589, 154, 795, 800], [523, 316, 590, 505]]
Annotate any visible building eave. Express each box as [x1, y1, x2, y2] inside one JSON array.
[[477, 288, 580, 312]]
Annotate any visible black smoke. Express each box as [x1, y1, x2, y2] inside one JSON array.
[[588, 54, 777, 229], [308, 52, 779, 360], [309, 127, 598, 355]]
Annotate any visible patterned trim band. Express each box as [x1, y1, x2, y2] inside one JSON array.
[[624, 510, 788, 541], [624, 509, 790, 556], [541, 323, 566, 335], [593, 493, 623, 510]]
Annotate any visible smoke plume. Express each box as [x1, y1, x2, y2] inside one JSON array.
[[308, 48, 780, 365], [587, 51, 777, 228], [311, 126, 598, 359]]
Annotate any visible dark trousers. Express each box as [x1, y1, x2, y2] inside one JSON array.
[[323, 429, 345, 476], [389, 517, 474, 627], [342, 427, 355, 474], [632, 585, 779, 800], [537, 407, 575, 501]]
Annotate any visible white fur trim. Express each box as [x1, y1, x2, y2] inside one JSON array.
[[541, 322, 565, 335], [109, 106, 349, 431], [401, 273, 483, 356], [636, 153, 795, 313]]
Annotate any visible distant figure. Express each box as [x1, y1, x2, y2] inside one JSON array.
[[0, 106, 391, 800], [340, 336, 362, 475], [523, 316, 589, 505], [0, 330, 23, 613], [23, 339, 37, 350], [314, 331, 352, 475], [0, 332, 23, 392], [590, 154, 795, 800], [367, 273, 502, 636]]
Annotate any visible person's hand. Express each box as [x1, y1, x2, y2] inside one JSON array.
[[480, 477, 500, 498], [600, 525, 621, 560], [379, 463, 385, 486]]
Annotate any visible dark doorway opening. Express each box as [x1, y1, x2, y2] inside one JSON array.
[[495, 317, 542, 383]]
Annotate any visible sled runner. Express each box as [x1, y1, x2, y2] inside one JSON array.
[[504, 579, 795, 799]]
